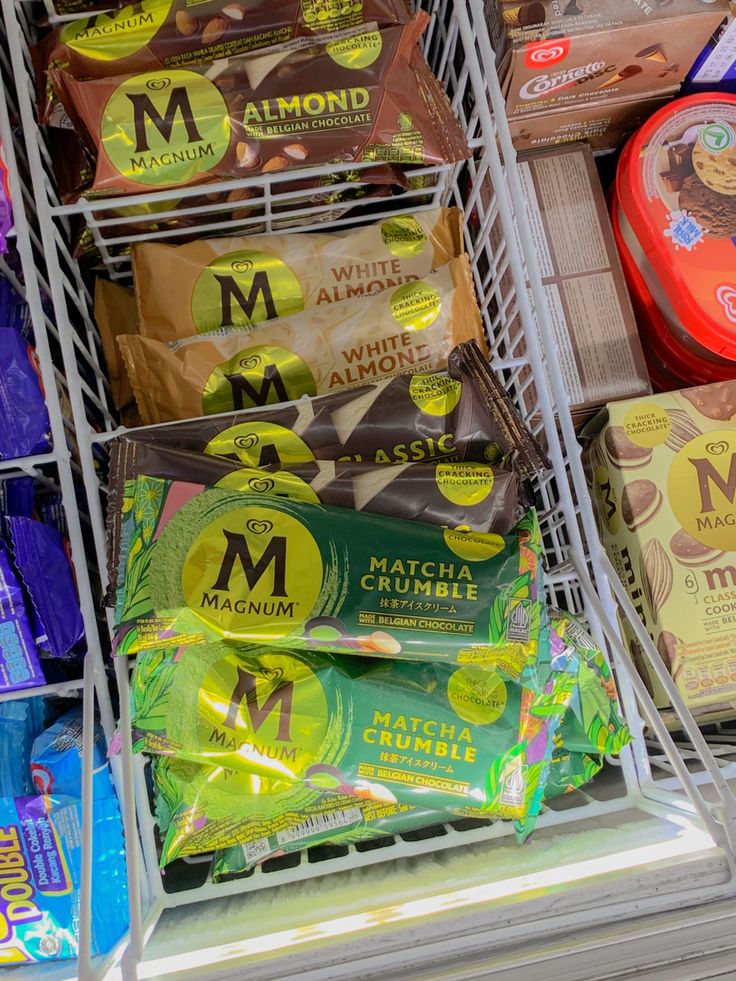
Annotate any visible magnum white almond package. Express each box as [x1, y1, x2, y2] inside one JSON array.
[[118, 255, 486, 424], [131, 208, 464, 342]]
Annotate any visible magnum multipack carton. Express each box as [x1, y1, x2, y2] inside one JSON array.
[[586, 382, 736, 724]]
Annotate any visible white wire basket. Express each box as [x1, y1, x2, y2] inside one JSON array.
[[3, 0, 736, 977]]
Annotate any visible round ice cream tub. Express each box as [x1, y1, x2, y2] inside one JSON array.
[[611, 179, 736, 388], [616, 93, 736, 369]]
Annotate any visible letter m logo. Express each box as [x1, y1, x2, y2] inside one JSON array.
[[690, 454, 736, 513], [127, 86, 202, 153], [212, 531, 288, 595], [223, 665, 294, 739]]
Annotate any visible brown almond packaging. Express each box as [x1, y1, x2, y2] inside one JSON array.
[[132, 207, 463, 341], [34, 0, 411, 124], [94, 278, 142, 426], [118, 255, 486, 423], [118, 340, 550, 477], [49, 14, 470, 198], [105, 438, 525, 600]]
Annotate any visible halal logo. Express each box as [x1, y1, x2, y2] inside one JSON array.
[[700, 122, 735, 154]]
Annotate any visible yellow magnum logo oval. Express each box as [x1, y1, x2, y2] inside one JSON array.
[[182, 505, 323, 640], [60, 0, 172, 62], [191, 250, 305, 333], [101, 70, 230, 186], [202, 345, 317, 415]]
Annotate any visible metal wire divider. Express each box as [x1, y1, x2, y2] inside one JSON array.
[[3, 0, 736, 973]]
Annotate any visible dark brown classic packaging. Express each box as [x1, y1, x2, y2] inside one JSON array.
[[105, 438, 525, 597], [35, 0, 411, 123], [49, 14, 470, 198], [120, 341, 550, 478]]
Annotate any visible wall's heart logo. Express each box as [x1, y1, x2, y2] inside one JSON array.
[[705, 440, 729, 456], [234, 433, 259, 450], [524, 38, 570, 68], [716, 284, 736, 325], [249, 477, 275, 494], [246, 519, 273, 535]]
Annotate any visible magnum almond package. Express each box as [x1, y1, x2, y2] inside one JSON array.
[[35, 0, 411, 124], [121, 341, 551, 479], [586, 381, 736, 724], [114, 473, 545, 667], [94, 278, 142, 426], [131, 207, 464, 340], [118, 256, 486, 423], [49, 15, 470, 197]]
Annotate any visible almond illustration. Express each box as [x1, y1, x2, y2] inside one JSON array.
[[235, 141, 259, 170], [640, 538, 673, 622], [175, 9, 198, 35], [262, 154, 289, 173], [284, 143, 309, 161], [227, 186, 254, 220], [222, 2, 245, 19], [202, 15, 227, 44]]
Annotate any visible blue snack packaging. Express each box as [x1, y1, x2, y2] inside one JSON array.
[[0, 476, 34, 539], [31, 706, 114, 799], [0, 330, 51, 459], [0, 541, 45, 692], [5, 518, 84, 659], [0, 701, 48, 797], [0, 794, 129, 963]]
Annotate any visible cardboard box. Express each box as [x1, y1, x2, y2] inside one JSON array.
[[507, 90, 675, 153], [585, 383, 736, 724], [513, 144, 650, 429], [485, 0, 729, 120]]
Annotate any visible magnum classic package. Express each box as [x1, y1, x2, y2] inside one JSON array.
[[49, 15, 470, 197]]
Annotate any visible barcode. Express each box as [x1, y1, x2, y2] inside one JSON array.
[[242, 837, 273, 866], [276, 808, 362, 847]]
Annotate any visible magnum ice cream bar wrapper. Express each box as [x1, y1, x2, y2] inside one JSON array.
[[121, 340, 550, 478], [34, 0, 411, 124], [49, 14, 470, 197], [131, 207, 464, 341], [94, 278, 142, 427], [114, 472, 545, 668], [105, 437, 525, 598], [118, 256, 487, 423]]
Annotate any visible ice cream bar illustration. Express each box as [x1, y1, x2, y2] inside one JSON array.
[[597, 65, 643, 89]]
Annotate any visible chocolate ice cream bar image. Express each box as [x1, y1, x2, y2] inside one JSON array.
[[667, 142, 693, 172], [636, 44, 667, 63], [502, 2, 546, 28], [597, 65, 643, 89]]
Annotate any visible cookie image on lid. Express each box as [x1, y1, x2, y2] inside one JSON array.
[[682, 381, 736, 421], [669, 528, 724, 567], [621, 479, 662, 531], [692, 140, 736, 197], [604, 426, 653, 470], [678, 174, 736, 239]]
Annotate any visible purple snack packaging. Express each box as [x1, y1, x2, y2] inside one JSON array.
[[5, 517, 84, 659], [34, 491, 67, 537], [0, 276, 33, 340], [0, 476, 34, 539], [0, 329, 51, 459], [0, 541, 46, 692]]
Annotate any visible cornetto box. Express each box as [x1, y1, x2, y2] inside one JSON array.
[[585, 383, 736, 725], [485, 0, 730, 120]]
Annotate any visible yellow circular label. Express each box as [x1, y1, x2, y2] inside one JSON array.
[[191, 250, 304, 333], [447, 667, 507, 725], [202, 345, 317, 415], [408, 374, 461, 416], [594, 463, 619, 535], [197, 651, 328, 782], [390, 282, 440, 331], [443, 526, 505, 562], [60, 0, 172, 61], [326, 29, 382, 69], [622, 402, 671, 449], [380, 216, 427, 258], [101, 70, 230, 187], [182, 505, 323, 640], [668, 430, 736, 551], [205, 423, 316, 469], [216, 469, 320, 504], [435, 463, 494, 506]]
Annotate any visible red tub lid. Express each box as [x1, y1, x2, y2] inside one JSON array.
[[616, 93, 736, 360]]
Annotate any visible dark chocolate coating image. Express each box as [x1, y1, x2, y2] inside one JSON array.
[[679, 174, 736, 239]]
